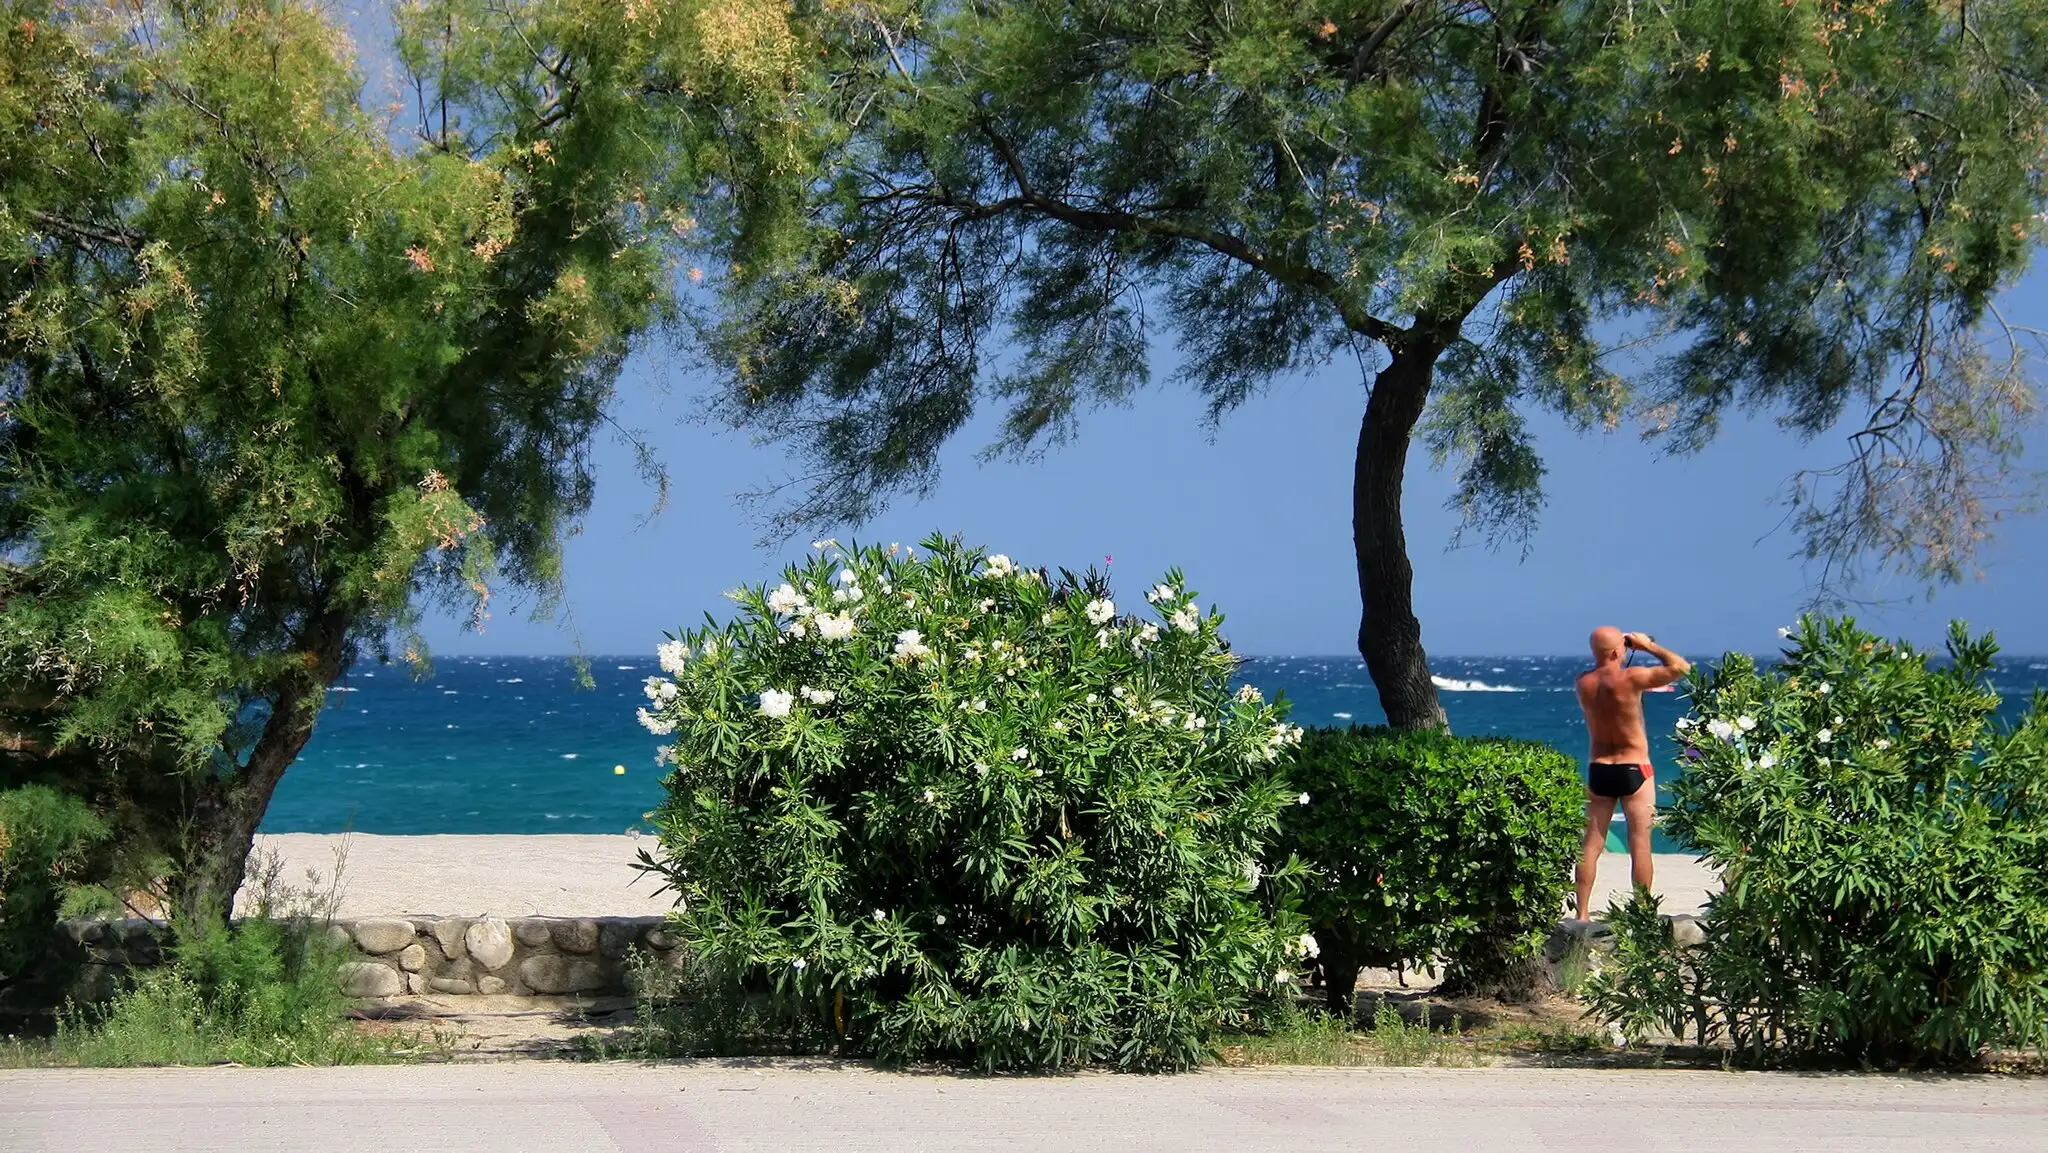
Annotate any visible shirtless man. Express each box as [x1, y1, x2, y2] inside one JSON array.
[[1573, 626, 1690, 919]]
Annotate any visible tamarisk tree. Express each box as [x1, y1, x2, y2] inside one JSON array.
[[702, 0, 2047, 729], [0, 0, 813, 931]]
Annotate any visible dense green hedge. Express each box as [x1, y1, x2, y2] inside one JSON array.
[[1278, 726, 1582, 1008], [638, 537, 1306, 1070], [1587, 619, 2048, 1064]]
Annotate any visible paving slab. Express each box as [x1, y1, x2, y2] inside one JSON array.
[[3, 1063, 2042, 1152]]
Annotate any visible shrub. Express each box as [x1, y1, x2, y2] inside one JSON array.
[[636, 535, 1307, 1070], [0, 784, 109, 1018], [1585, 618, 2048, 1065], [1278, 726, 1582, 1008], [3, 847, 409, 1067]]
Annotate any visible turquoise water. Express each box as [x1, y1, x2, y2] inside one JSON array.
[[262, 653, 2048, 847]]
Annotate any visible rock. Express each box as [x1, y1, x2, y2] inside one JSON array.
[[405, 971, 427, 995], [428, 977, 474, 995], [351, 918, 419, 956], [430, 918, 470, 960], [476, 975, 510, 996], [644, 927, 679, 951], [598, 921, 637, 959], [397, 943, 429, 972], [1668, 914, 1707, 948], [465, 918, 515, 971], [552, 919, 600, 955], [338, 962, 404, 998], [519, 955, 608, 995], [1543, 918, 1615, 963], [323, 924, 354, 953], [513, 919, 553, 948]]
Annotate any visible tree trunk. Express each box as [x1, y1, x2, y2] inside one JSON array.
[[1353, 344, 1448, 731], [176, 609, 352, 925]]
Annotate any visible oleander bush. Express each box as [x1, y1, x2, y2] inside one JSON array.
[[1278, 726, 1582, 1008], [636, 534, 1308, 1070], [1584, 618, 2048, 1065]]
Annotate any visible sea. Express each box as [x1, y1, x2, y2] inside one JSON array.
[[263, 654, 2048, 851]]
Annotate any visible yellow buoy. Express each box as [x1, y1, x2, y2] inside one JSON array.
[[614, 764, 626, 775]]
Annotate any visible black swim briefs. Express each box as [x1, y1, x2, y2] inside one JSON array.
[[1588, 762, 1648, 798]]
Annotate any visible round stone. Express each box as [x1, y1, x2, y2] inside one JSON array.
[[337, 962, 403, 998], [351, 918, 419, 956], [465, 918, 516, 971]]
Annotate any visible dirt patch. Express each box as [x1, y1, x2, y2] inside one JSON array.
[[350, 994, 636, 1059]]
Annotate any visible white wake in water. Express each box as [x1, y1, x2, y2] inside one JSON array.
[[1431, 675, 1526, 693]]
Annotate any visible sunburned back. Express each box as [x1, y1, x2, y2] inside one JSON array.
[[1577, 665, 1649, 763]]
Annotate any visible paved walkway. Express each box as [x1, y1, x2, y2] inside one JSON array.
[[4, 1063, 2041, 1151], [248, 834, 1722, 918]]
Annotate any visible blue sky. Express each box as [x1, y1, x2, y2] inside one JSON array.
[[420, 262, 2048, 661]]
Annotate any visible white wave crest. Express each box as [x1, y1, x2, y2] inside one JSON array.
[[1431, 675, 1525, 693]]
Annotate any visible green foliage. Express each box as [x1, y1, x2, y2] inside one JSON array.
[[2, 851, 413, 1067], [637, 534, 1307, 1071], [1279, 726, 1582, 1005], [1216, 999, 1475, 1067], [1585, 618, 2048, 1064], [0, 0, 819, 923], [592, 947, 832, 1060], [0, 784, 109, 1012]]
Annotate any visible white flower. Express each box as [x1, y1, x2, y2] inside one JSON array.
[[1275, 969, 1295, 985], [1706, 719, 1737, 740], [1832, 715, 1843, 725], [1818, 681, 1832, 695], [1299, 933, 1320, 959], [802, 686, 837, 705], [1085, 598, 1116, 626], [979, 598, 997, 612], [837, 568, 857, 585], [1170, 605, 1200, 633], [1235, 684, 1264, 704], [873, 909, 886, 921], [1297, 792, 1311, 805], [759, 689, 795, 718], [1244, 860, 1263, 887], [833, 585, 865, 603], [636, 707, 675, 735], [1011, 747, 1029, 762], [767, 583, 806, 615], [983, 554, 1016, 578], [1778, 626, 1794, 639], [643, 676, 666, 701], [1757, 753, 1778, 769], [1675, 717, 1695, 731], [1085, 693, 1099, 704], [814, 612, 857, 642], [893, 629, 931, 662], [659, 682, 678, 702], [787, 618, 810, 639], [791, 957, 807, 970], [1875, 738, 1892, 750], [656, 640, 691, 674], [1096, 627, 1113, 649], [1031, 767, 1043, 777], [1051, 720, 1067, 733], [1816, 728, 1833, 744], [922, 787, 936, 803], [1737, 715, 1756, 732], [974, 761, 988, 776], [887, 542, 901, 555], [811, 538, 837, 551], [1138, 623, 1160, 644], [1146, 583, 1176, 605]]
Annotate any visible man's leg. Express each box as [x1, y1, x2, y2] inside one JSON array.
[[1620, 778, 1657, 896], [1575, 793, 1617, 919]]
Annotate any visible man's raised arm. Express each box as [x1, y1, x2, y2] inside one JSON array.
[[1625, 633, 1691, 688]]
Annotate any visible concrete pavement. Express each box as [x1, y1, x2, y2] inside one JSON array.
[[4, 1062, 2043, 1152]]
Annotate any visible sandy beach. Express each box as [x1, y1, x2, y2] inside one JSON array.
[[243, 834, 1719, 919]]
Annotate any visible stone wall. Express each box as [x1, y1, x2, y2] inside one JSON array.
[[61, 915, 683, 1001]]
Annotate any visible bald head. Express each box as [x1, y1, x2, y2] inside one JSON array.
[[1590, 626, 1625, 665]]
